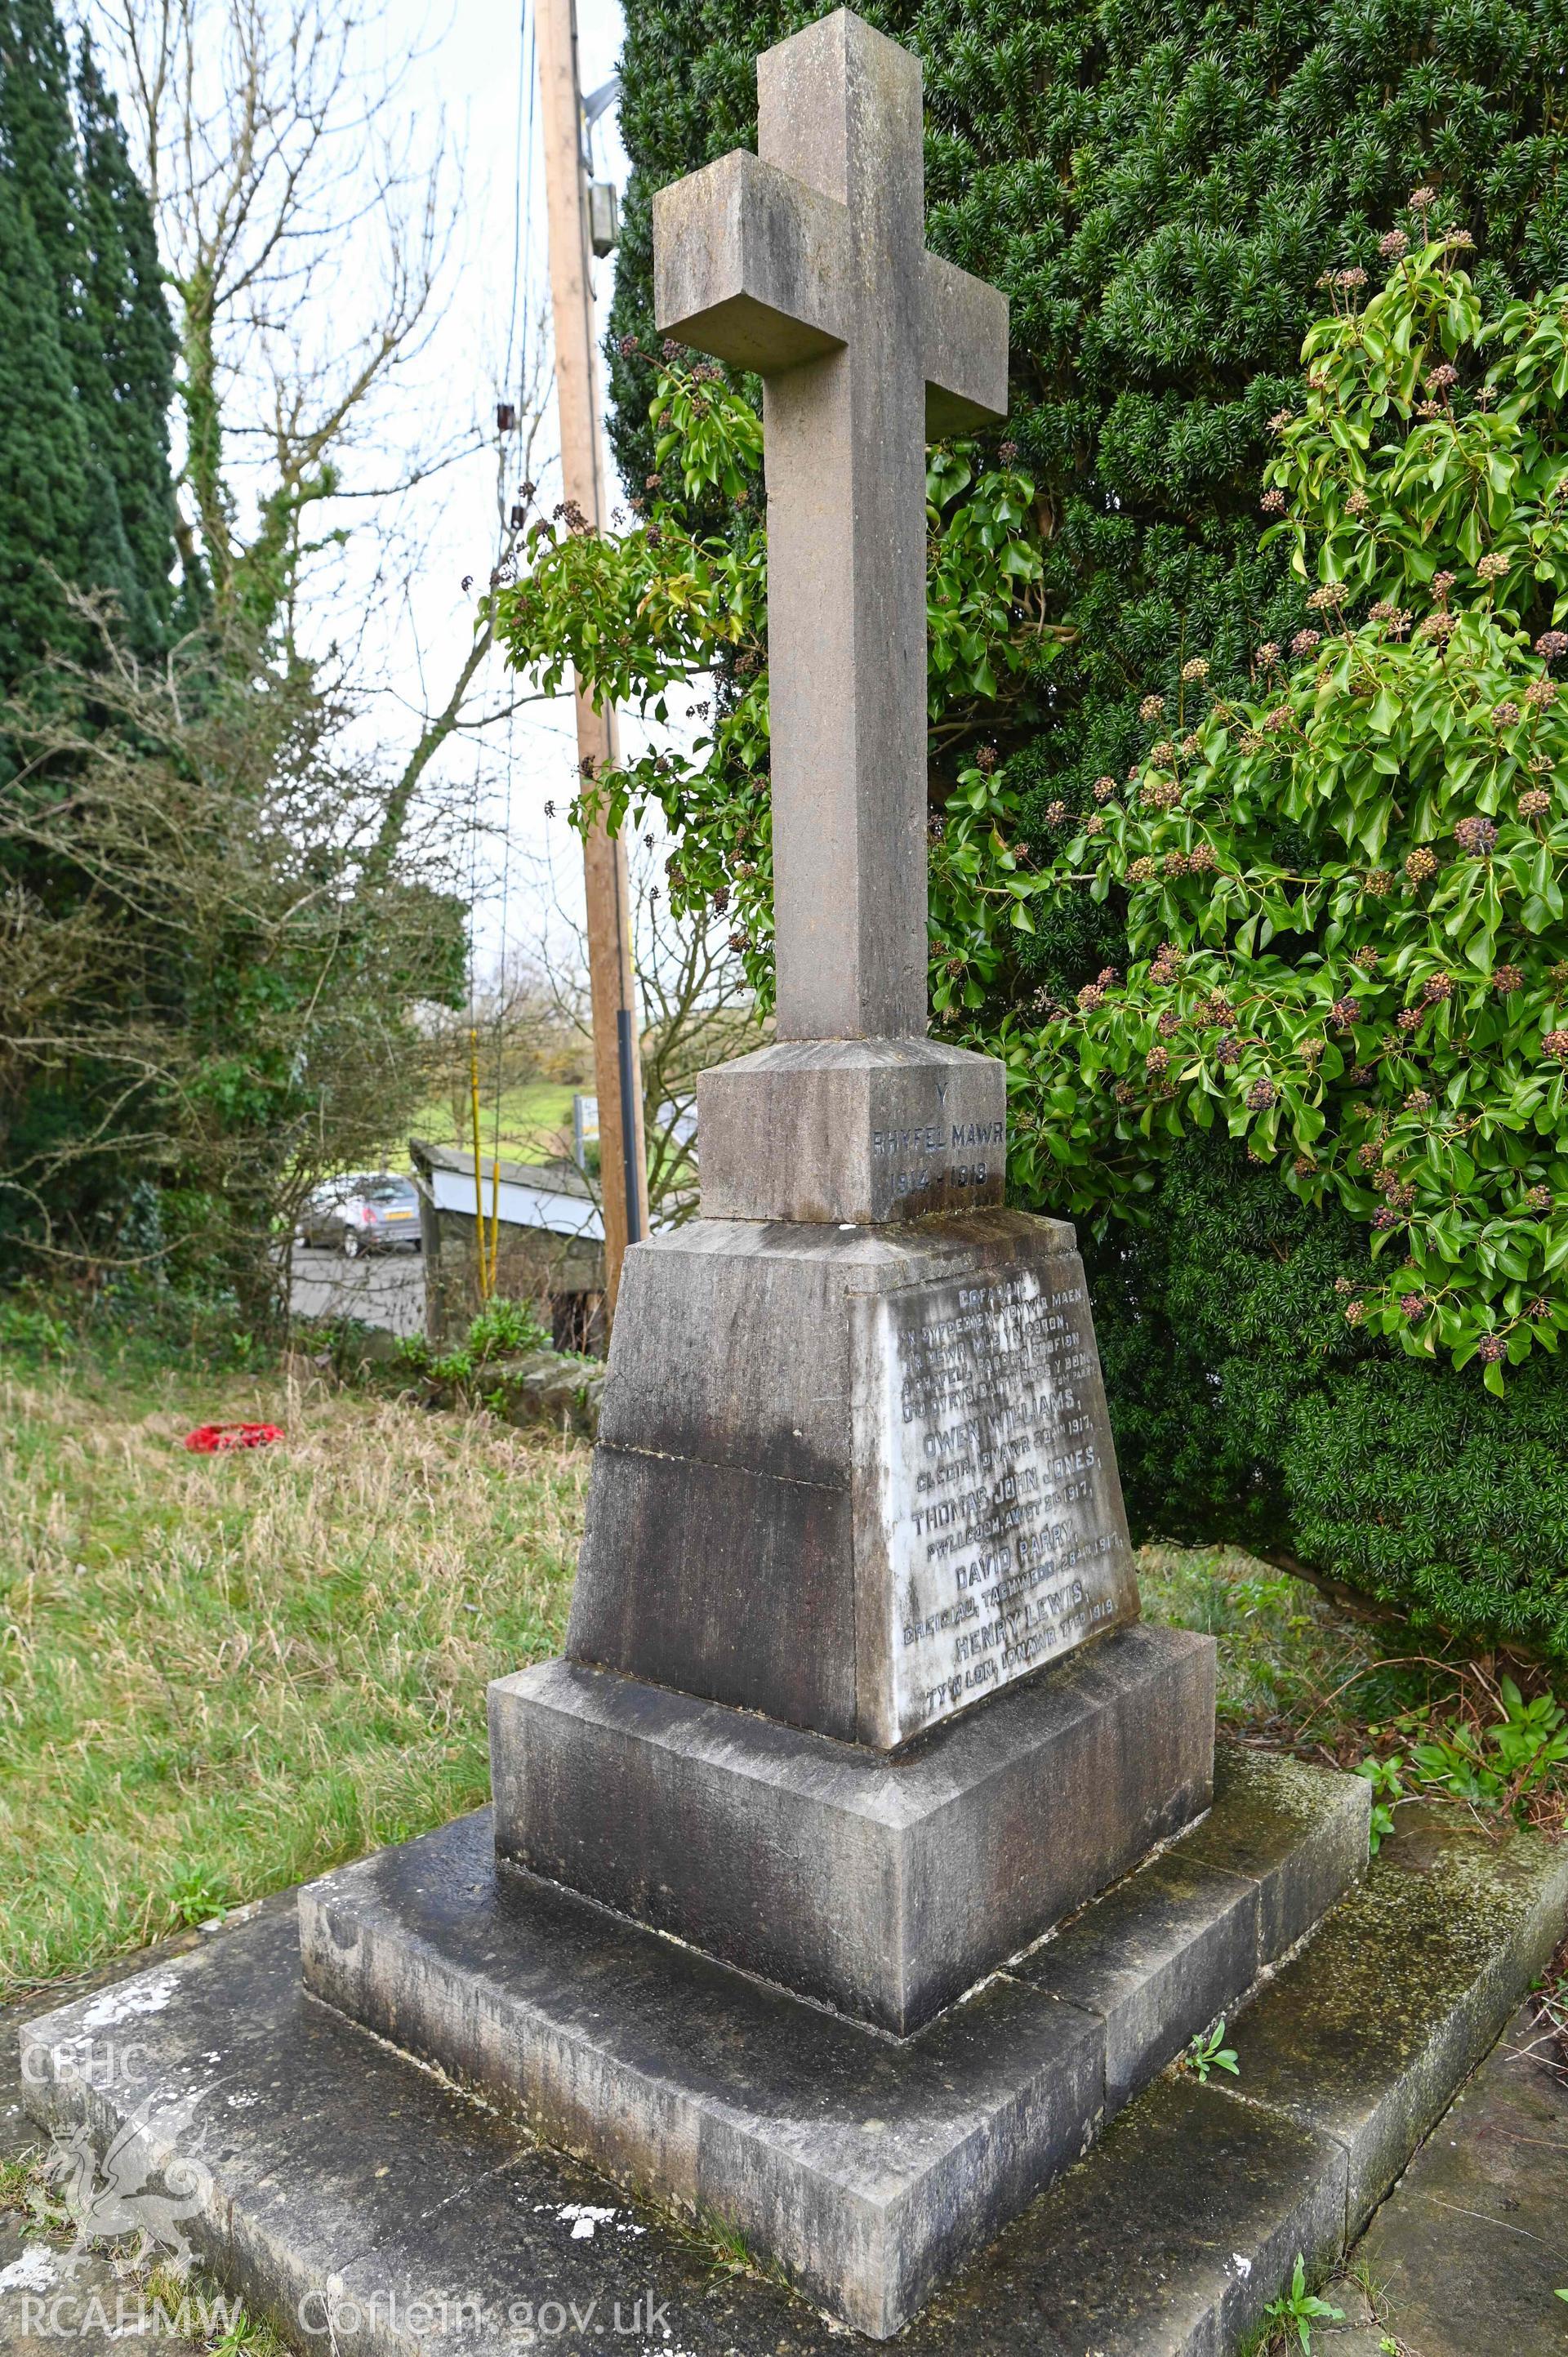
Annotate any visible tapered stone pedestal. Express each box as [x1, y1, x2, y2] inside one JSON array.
[[568, 1210, 1142, 1748]]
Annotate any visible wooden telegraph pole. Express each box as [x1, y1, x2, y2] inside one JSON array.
[[535, 0, 648, 1317]]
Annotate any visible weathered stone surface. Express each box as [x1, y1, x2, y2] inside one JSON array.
[[653, 148, 852, 371], [570, 1210, 1139, 1746], [1175, 1741, 1372, 1965], [653, 165, 1006, 434], [696, 1037, 1005, 1225], [851, 1250, 1136, 1740], [571, 1445, 861, 1736], [15, 1897, 1343, 2357], [921, 2072, 1348, 2357], [655, 11, 1006, 1040], [593, 1213, 1062, 1474], [1015, 1849, 1259, 2106], [490, 1625, 1215, 2033], [1, 1925, 231, 2357], [1005, 1745, 1371, 2104], [296, 1811, 1107, 2338], [17, 1909, 530, 2353], [0, 2218, 207, 2357], [474, 1350, 602, 1438], [16, 1914, 719, 2357], [25, 1773, 1557, 2357], [1227, 1801, 1568, 2237], [1352, 1999, 1568, 2357]]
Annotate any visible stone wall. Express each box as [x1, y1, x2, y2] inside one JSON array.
[[421, 1198, 605, 1353]]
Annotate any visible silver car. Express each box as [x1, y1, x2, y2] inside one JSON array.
[[298, 1172, 422, 1259]]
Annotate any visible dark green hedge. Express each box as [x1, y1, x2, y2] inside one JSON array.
[[1093, 1143, 1568, 1660], [609, 0, 1568, 1655], [0, 0, 178, 686]]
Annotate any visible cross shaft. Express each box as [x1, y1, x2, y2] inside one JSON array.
[[653, 9, 1009, 1040]]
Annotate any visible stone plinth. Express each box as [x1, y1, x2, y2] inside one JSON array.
[[281, 1752, 1370, 2340], [16, 1751, 1409, 2352], [492, 1625, 1214, 2034], [568, 1210, 1139, 1749], [696, 1038, 1006, 1224]]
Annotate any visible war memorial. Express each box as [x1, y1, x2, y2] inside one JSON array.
[[22, 17, 1568, 2354]]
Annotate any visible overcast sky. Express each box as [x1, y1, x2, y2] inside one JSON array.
[[362, 0, 648, 979], [94, 0, 689, 991]]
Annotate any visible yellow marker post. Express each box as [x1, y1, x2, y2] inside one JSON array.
[[469, 1029, 490, 1301], [488, 1128, 501, 1299]]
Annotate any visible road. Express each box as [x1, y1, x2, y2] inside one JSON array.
[[289, 1245, 425, 1339]]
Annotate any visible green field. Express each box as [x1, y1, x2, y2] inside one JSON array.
[[0, 1339, 586, 1997], [391, 1080, 579, 1170]]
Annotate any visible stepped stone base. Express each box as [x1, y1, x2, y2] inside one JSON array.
[[285, 1744, 1366, 2338], [28, 1763, 1568, 2355], [492, 1624, 1215, 2034]]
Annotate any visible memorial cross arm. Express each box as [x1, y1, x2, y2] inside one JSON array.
[[653, 159, 1009, 434], [920, 250, 1009, 436]]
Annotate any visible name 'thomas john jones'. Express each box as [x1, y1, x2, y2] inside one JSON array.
[[883, 1265, 1130, 1727]]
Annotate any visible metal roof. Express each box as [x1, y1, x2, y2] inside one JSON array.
[[408, 1140, 603, 1241], [422, 1157, 605, 1243]]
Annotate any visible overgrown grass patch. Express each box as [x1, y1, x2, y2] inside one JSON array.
[[393, 1080, 578, 1170], [1140, 1543, 1401, 1748], [5, 1328, 1560, 2005], [1143, 1541, 1568, 1837], [0, 1347, 586, 1998]]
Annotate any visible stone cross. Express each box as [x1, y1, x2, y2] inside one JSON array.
[[653, 9, 1009, 1042]]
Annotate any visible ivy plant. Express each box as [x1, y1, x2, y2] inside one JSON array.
[[1017, 237, 1568, 1386], [489, 349, 1059, 1021]]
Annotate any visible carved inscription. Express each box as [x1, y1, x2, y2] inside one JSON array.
[[864, 1259, 1139, 1741], [869, 1114, 1006, 1207]]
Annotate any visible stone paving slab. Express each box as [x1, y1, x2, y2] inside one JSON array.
[[7, 1802, 1566, 2357], [294, 1750, 1369, 2337], [296, 1811, 1110, 2337], [0, 2217, 207, 2357], [1, 1918, 259, 2357], [1350, 1996, 1568, 2356], [11, 1907, 1348, 2357], [1015, 1850, 1259, 2108], [1226, 1804, 1568, 2243], [1176, 1744, 1374, 1963]]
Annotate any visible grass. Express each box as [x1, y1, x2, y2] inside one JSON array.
[[2, 1311, 1556, 2002], [1139, 1542, 1398, 1753], [1143, 1539, 1568, 1833], [0, 2139, 288, 2355], [390, 1080, 579, 1171], [0, 1336, 586, 1998]]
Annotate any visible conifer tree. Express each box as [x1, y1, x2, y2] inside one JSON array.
[[0, 0, 179, 1265], [0, 149, 93, 684], [0, 0, 176, 691], [74, 35, 179, 653]]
